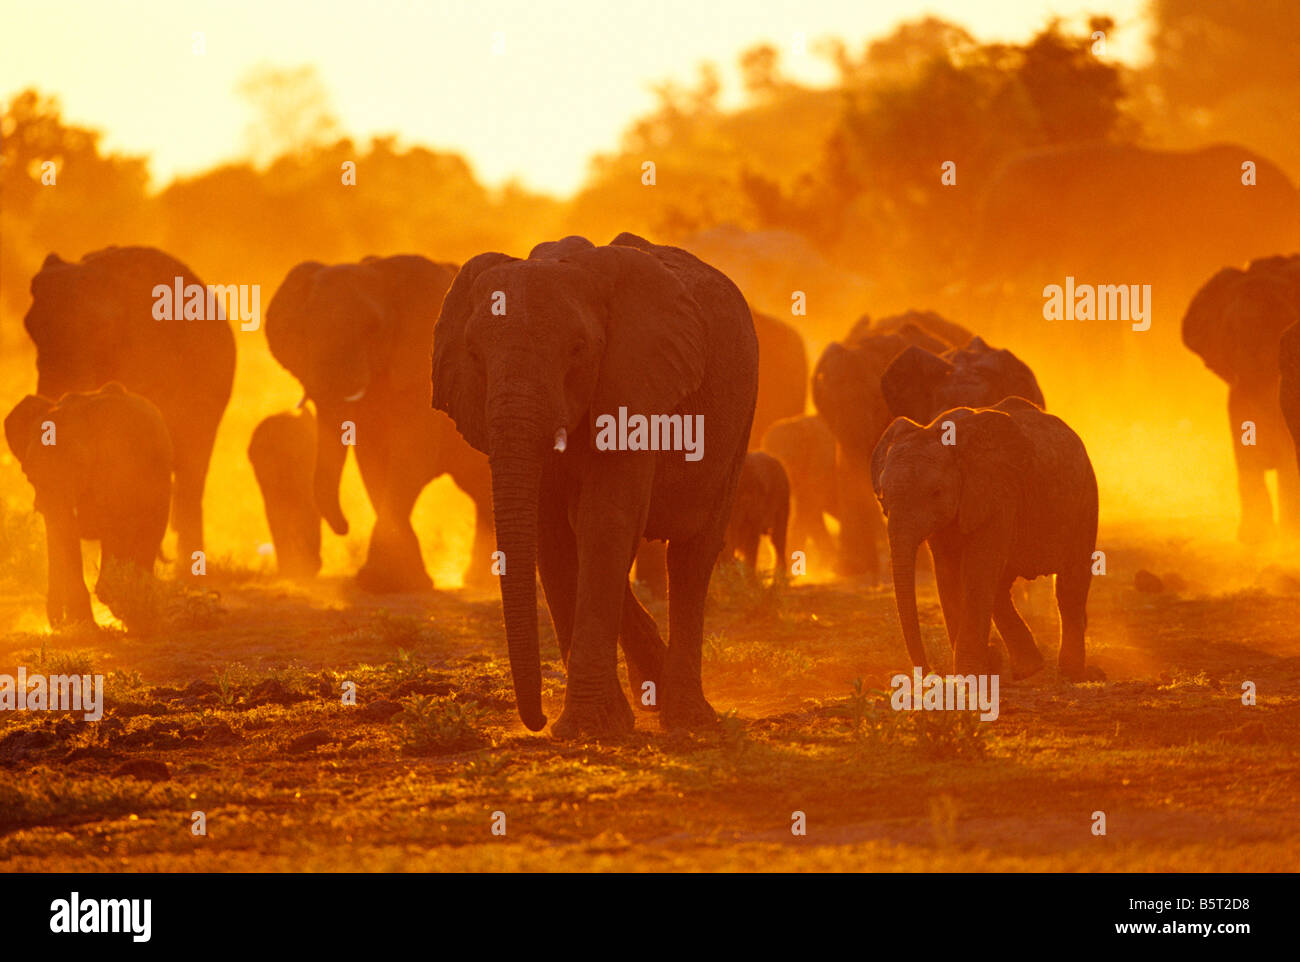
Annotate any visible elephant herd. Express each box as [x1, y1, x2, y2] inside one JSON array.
[[5, 237, 1300, 737]]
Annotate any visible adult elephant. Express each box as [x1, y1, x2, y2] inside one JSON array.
[[812, 310, 973, 579], [1183, 254, 1300, 542], [22, 247, 235, 565], [432, 232, 757, 737], [880, 336, 1045, 425], [5, 383, 172, 629], [975, 142, 1300, 354], [872, 398, 1099, 681], [266, 255, 496, 592]]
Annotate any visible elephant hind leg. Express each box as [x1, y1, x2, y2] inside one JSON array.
[[620, 583, 666, 709], [992, 579, 1043, 679], [662, 531, 724, 731], [1054, 565, 1091, 682]]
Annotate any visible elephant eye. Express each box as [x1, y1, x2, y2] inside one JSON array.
[[569, 339, 585, 359]]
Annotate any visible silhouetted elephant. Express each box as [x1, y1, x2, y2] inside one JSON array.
[[761, 413, 837, 563], [872, 398, 1100, 681], [749, 309, 807, 448], [813, 310, 973, 579], [1183, 254, 1300, 542], [721, 451, 789, 577], [248, 407, 321, 579], [432, 232, 758, 737], [266, 255, 495, 591], [5, 384, 172, 628], [22, 247, 235, 566], [975, 143, 1300, 358]]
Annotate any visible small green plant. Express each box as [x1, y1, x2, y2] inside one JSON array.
[[214, 668, 236, 708], [23, 641, 97, 677], [396, 695, 489, 756], [908, 709, 987, 759], [0, 498, 44, 587]]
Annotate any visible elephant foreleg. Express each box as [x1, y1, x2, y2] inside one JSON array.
[[619, 584, 666, 709], [45, 513, 91, 627], [1228, 390, 1276, 543], [171, 445, 208, 574], [537, 486, 577, 666], [931, 544, 963, 651], [992, 578, 1044, 679], [953, 543, 1003, 675], [549, 462, 650, 739]]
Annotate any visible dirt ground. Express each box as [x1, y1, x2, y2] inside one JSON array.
[[0, 519, 1297, 873]]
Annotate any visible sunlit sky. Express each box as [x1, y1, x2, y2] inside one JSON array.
[[3, 0, 1148, 195]]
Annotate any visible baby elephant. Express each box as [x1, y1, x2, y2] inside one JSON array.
[[871, 397, 1099, 681], [4, 383, 172, 627], [248, 407, 321, 579], [721, 451, 790, 577]]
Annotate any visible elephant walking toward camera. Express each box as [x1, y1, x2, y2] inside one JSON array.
[[871, 398, 1099, 681], [813, 311, 974, 579], [432, 233, 758, 738], [761, 413, 837, 560], [1184, 255, 1300, 542], [5, 384, 172, 628], [266, 255, 495, 591], [22, 247, 235, 566]]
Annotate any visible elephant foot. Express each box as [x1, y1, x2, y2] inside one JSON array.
[[660, 688, 719, 732], [1237, 517, 1275, 545], [356, 563, 433, 594], [1008, 648, 1045, 681], [551, 694, 636, 740], [1058, 658, 1088, 683], [1084, 665, 1107, 682]]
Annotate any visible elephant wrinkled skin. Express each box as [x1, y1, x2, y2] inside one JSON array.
[[871, 398, 1100, 682], [432, 233, 758, 738]]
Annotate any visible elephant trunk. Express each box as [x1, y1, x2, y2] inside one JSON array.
[[488, 439, 547, 732], [888, 523, 928, 671], [313, 403, 350, 536]]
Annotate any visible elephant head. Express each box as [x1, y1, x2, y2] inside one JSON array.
[[812, 318, 957, 457], [1183, 262, 1300, 386], [266, 256, 453, 537], [248, 406, 322, 579], [870, 408, 1031, 667], [880, 336, 1046, 424], [432, 234, 707, 731]]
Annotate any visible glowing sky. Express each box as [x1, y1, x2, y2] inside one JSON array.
[[2, 0, 1147, 195]]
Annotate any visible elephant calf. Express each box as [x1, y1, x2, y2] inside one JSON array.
[[4, 383, 172, 628], [249, 407, 322, 579], [761, 413, 837, 562], [871, 397, 1099, 681], [721, 451, 790, 577]]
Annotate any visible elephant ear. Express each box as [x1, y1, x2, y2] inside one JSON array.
[[952, 408, 1034, 533], [1182, 267, 1244, 381], [570, 244, 708, 422], [870, 417, 921, 499], [4, 395, 54, 465], [431, 252, 519, 453], [266, 261, 325, 376], [881, 345, 954, 422], [368, 255, 458, 397]]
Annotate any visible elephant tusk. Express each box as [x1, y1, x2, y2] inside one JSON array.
[[343, 388, 366, 402], [553, 427, 567, 453], [296, 393, 308, 410]]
